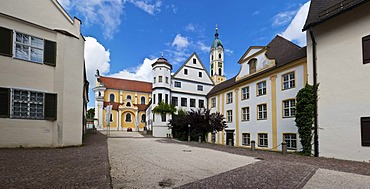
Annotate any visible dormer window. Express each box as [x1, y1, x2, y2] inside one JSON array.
[[248, 58, 257, 74]]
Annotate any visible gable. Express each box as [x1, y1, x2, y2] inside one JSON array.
[[173, 52, 214, 85], [238, 46, 265, 64]]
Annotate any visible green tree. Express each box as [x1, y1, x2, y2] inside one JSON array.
[[152, 101, 176, 115], [295, 84, 316, 156], [87, 108, 95, 119]]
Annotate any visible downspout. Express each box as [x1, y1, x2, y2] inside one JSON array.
[[309, 29, 319, 157]]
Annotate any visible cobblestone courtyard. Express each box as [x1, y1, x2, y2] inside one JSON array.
[[1, 131, 370, 188]]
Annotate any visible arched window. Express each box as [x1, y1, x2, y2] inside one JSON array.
[[218, 68, 222, 76], [127, 95, 132, 100], [98, 91, 101, 96], [141, 114, 146, 122], [125, 113, 132, 122], [141, 96, 145, 104], [126, 102, 131, 107], [109, 94, 115, 102], [211, 55, 214, 60], [211, 70, 214, 76], [219, 53, 221, 59], [248, 58, 257, 74], [110, 114, 113, 122]]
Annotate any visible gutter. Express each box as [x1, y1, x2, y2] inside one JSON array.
[[309, 29, 319, 157]]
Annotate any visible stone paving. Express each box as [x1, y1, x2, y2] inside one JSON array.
[[0, 132, 111, 189]]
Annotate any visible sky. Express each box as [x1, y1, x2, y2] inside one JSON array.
[[57, 0, 311, 108]]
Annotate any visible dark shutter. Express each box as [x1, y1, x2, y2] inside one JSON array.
[[363, 35, 370, 64], [44, 40, 57, 66], [0, 27, 12, 57], [361, 117, 370, 146], [45, 93, 57, 120], [0, 87, 10, 118]]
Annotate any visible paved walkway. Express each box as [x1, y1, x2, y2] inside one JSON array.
[[0, 132, 111, 188]]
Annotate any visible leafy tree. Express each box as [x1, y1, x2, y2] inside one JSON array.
[[295, 84, 316, 156], [87, 108, 95, 119], [152, 101, 176, 115]]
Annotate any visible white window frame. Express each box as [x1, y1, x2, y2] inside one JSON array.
[[211, 97, 216, 108], [241, 86, 249, 100], [282, 72, 295, 90], [242, 133, 250, 146], [283, 133, 297, 150], [158, 76, 163, 83], [165, 77, 169, 84], [227, 110, 232, 123], [226, 92, 233, 104], [257, 81, 267, 96], [258, 133, 268, 147], [241, 107, 250, 121], [283, 99, 296, 118], [11, 89, 44, 119], [14, 31, 44, 64], [257, 104, 267, 120]]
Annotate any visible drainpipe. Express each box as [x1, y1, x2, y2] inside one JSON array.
[[309, 29, 319, 157]]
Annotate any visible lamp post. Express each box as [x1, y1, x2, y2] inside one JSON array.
[[188, 124, 191, 142]]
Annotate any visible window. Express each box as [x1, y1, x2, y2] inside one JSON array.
[[219, 53, 221, 59], [127, 95, 131, 100], [361, 117, 370, 146], [190, 99, 196, 107], [14, 32, 44, 63], [241, 87, 249, 100], [226, 92, 233, 104], [242, 133, 250, 146], [153, 113, 155, 122], [363, 35, 370, 64], [165, 94, 168, 104], [109, 94, 115, 102], [199, 100, 204, 108], [212, 55, 214, 60], [227, 110, 232, 123], [193, 58, 196, 64], [11, 89, 44, 119], [110, 114, 113, 122], [257, 104, 267, 120], [153, 94, 156, 104], [257, 81, 267, 96], [141, 114, 146, 122], [258, 133, 268, 147], [283, 99, 296, 118], [283, 134, 297, 150], [218, 68, 222, 75], [171, 97, 178, 106], [153, 77, 156, 84], [126, 102, 131, 107], [161, 114, 166, 122], [197, 85, 203, 91], [158, 76, 163, 83], [199, 72, 202, 77], [248, 59, 257, 74], [184, 69, 188, 75], [174, 81, 181, 88], [158, 93, 162, 103], [125, 113, 132, 122], [241, 107, 250, 121], [165, 77, 169, 84], [211, 70, 214, 76], [282, 72, 295, 90], [181, 98, 187, 107], [141, 97, 146, 104], [211, 98, 216, 108]]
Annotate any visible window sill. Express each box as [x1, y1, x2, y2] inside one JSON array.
[[283, 116, 295, 119], [14, 57, 43, 65], [257, 94, 266, 97], [282, 87, 295, 91], [257, 118, 267, 120], [241, 120, 250, 122]]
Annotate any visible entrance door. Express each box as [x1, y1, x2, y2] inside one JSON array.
[[226, 131, 234, 146]]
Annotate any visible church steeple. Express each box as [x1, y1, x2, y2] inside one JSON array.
[[210, 25, 226, 85]]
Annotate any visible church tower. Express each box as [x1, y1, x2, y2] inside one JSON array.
[[210, 26, 226, 85]]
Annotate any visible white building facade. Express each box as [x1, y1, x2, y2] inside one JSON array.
[[0, 0, 86, 147], [304, 0, 370, 161]]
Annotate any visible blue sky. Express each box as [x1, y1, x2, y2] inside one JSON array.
[[58, 0, 310, 108]]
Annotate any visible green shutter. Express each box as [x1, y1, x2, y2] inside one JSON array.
[[44, 40, 57, 66], [0, 87, 10, 118], [0, 27, 12, 57], [45, 93, 57, 120]]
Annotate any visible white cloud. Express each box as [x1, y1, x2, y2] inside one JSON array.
[[84, 37, 111, 88], [225, 49, 233, 55], [272, 10, 297, 27], [280, 1, 310, 46], [126, 0, 162, 15], [57, 0, 71, 9], [196, 41, 209, 53], [185, 23, 196, 32], [252, 11, 260, 16], [108, 58, 156, 82], [172, 34, 190, 49]]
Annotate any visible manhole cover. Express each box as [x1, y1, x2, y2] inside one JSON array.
[[158, 178, 174, 188], [183, 150, 192, 152]]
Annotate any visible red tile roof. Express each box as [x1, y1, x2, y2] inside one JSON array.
[[100, 76, 152, 93], [134, 104, 149, 111]]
